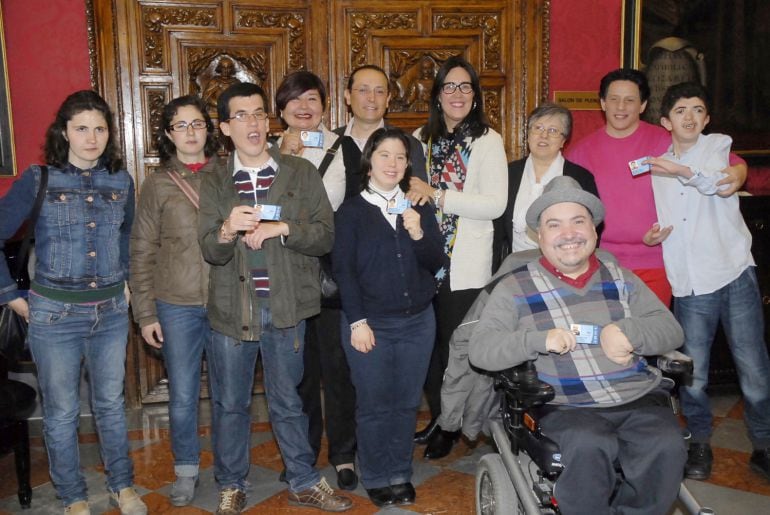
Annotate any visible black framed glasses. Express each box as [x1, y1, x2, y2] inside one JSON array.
[[441, 82, 473, 94], [227, 110, 269, 122], [168, 119, 208, 132]]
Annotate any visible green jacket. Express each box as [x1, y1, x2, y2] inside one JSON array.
[[198, 145, 334, 341]]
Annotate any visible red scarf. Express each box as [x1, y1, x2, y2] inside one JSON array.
[[539, 254, 600, 289], [184, 161, 207, 173]]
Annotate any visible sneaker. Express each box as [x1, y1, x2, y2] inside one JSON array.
[[750, 448, 770, 481], [169, 475, 199, 506], [287, 477, 353, 512], [685, 442, 713, 480], [108, 487, 147, 515], [64, 500, 90, 515], [216, 488, 246, 515]]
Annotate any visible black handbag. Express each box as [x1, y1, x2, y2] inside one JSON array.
[[0, 166, 48, 363], [316, 137, 343, 308]]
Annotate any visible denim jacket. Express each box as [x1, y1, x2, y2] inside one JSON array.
[[0, 163, 134, 304]]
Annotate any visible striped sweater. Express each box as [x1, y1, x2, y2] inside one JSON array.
[[469, 257, 683, 407]]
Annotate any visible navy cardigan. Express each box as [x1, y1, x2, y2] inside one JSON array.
[[332, 195, 443, 324]]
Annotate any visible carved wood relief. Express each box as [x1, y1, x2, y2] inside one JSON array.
[[88, 0, 549, 406]]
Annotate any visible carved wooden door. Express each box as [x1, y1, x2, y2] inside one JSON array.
[[88, 0, 549, 406]]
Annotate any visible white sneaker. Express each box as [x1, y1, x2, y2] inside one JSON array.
[[64, 500, 90, 515], [109, 487, 147, 515]]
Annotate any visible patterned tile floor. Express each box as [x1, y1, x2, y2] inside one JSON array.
[[1, 388, 769, 514]]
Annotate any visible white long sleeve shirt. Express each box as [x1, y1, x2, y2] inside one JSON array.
[[651, 133, 754, 297]]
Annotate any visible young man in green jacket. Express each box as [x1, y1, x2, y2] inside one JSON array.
[[198, 82, 351, 514]]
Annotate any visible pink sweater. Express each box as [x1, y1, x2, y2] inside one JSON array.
[[566, 122, 670, 270]]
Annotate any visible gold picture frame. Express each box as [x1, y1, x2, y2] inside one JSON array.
[[621, 0, 770, 155], [0, 6, 16, 176]]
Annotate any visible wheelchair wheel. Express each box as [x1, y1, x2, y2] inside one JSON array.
[[476, 453, 520, 515]]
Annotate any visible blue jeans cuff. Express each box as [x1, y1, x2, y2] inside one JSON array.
[[174, 464, 199, 477]]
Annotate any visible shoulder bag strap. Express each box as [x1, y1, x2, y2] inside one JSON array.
[[13, 165, 48, 277], [317, 135, 344, 178], [166, 169, 200, 210]]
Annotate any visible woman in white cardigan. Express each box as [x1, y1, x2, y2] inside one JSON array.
[[408, 55, 507, 458]]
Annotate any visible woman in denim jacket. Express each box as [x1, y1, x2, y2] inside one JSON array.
[[129, 95, 220, 506], [0, 91, 145, 515]]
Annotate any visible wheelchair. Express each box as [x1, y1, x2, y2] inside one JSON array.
[[474, 351, 715, 515]]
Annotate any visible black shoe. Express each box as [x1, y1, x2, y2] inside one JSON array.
[[336, 468, 358, 491], [424, 426, 460, 460], [390, 482, 416, 505], [414, 416, 439, 444], [750, 448, 770, 481], [366, 487, 395, 507], [685, 442, 713, 480]]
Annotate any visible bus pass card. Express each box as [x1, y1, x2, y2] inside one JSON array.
[[256, 204, 282, 221], [387, 198, 412, 215], [629, 156, 651, 176], [300, 130, 324, 148], [570, 323, 600, 345]]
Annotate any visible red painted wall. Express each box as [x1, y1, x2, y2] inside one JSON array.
[[0, 0, 622, 196], [549, 0, 622, 150], [0, 0, 91, 197]]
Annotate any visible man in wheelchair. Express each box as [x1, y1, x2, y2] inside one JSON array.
[[469, 176, 688, 514]]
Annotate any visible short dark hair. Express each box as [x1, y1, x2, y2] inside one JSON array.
[[44, 90, 123, 172], [276, 71, 327, 112], [420, 55, 489, 143], [216, 82, 268, 122], [527, 102, 573, 140], [347, 64, 389, 92], [660, 81, 710, 121], [157, 95, 219, 162], [599, 68, 651, 103], [359, 127, 412, 193]]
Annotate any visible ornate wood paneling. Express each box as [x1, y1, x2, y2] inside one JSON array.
[[88, 0, 549, 406]]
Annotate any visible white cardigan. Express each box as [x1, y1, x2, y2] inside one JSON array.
[[413, 127, 508, 290]]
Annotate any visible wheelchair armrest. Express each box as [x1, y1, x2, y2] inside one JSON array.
[[496, 361, 555, 408], [656, 350, 694, 384]]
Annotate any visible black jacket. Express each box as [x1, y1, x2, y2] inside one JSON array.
[[492, 158, 599, 272]]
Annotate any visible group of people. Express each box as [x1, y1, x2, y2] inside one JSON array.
[[0, 55, 768, 515]]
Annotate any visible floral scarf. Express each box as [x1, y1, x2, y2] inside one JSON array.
[[428, 132, 471, 287]]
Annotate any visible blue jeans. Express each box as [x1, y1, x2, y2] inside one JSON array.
[[206, 309, 318, 493], [342, 307, 434, 488], [28, 293, 133, 506], [156, 300, 210, 476], [676, 266, 770, 448]]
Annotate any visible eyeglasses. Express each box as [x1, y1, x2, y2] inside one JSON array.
[[529, 124, 564, 138], [168, 119, 208, 132], [227, 110, 269, 122], [352, 87, 388, 97], [441, 82, 473, 94]]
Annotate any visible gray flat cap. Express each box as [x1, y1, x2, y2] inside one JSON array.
[[525, 175, 605, 231]]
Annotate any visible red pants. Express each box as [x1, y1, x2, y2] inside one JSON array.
[[633, 267, 672, 308]]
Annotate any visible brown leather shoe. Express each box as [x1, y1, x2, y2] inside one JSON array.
[[215, 488, 246, 515], [288, 477, 353, 512]]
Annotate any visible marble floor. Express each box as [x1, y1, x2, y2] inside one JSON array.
[[1, 387, 769, 514]]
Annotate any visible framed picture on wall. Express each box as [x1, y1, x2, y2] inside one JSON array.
[[621, 0, 770, 155], [0, 7, 16, 176]]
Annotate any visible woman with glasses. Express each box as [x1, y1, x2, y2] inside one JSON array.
[[272, 71, 358, 490], [408, 55, 508, 459], [493, 103, 598, 265], [129, 95, 220, 506], [0, 91, 145, 514]]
